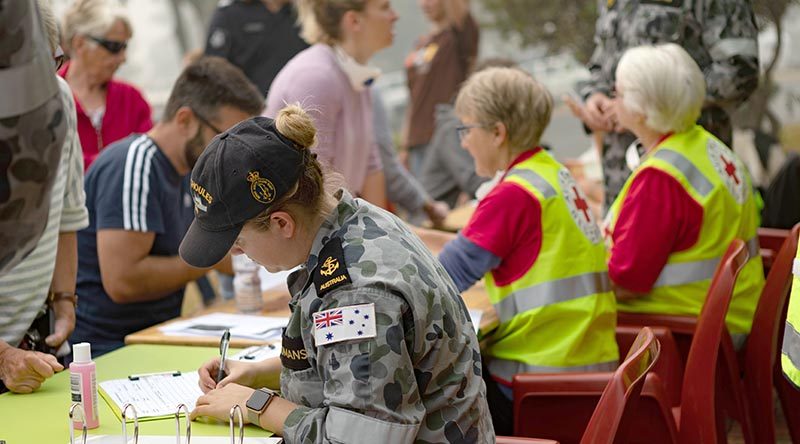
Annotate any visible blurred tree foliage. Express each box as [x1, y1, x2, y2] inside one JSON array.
[[478, 0, 598, 63]]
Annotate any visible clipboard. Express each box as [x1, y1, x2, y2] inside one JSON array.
[[98, 371, 205, 422], [68, 402, 282, 443]]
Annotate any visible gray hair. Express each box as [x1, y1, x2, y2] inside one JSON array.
[[455, 67, 553, 152], [615, 43, 706, 134], [62, 0, 132, 52]]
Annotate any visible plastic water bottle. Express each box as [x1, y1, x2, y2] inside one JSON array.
[[233, 255, 264, 313]]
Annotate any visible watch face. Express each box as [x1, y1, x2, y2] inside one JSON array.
[[246, 389, 271, 411]]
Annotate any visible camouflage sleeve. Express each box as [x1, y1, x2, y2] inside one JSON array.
[[701, 0, 759, 107], [580, 0, 614, 100], [283, 287, 423, 444]]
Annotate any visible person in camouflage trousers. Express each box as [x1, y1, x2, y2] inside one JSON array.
[[181, 106, 495, 444], [0, 0, 67, 275], [577, 0, 759, 210]]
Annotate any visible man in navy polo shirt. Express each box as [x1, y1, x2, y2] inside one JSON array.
[[72, 57, 264, 356]]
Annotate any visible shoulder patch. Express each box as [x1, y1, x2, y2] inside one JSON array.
[[313, 303, 377, 346], [313, 237, 352, 297], [280, 334, 311, 371]]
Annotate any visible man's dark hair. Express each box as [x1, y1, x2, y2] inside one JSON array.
[[162, 56, 264, 122]]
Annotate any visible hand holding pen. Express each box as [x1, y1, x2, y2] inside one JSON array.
[[216, 328, 231, 384]]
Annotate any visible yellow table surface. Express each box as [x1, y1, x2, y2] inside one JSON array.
[[0, 344, 271, 443]]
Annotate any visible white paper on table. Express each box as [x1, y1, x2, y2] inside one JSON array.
[[159, 313, 288, 340], [468, 309, 483, 334], [99, 372, 203, 419]]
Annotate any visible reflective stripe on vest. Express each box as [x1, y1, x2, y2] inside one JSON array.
[[653, 236, 759, 288], [505, 168, 557, 199], [784, 321, 800, 375], [652, 148, 714, 197], [493, 271, 612, 323], [794, 258, 800, 277], [488, 358, 618, 384]]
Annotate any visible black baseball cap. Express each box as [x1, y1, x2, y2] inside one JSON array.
[[179, 116, 304, 268]]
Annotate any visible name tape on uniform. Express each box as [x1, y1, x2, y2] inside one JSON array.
[[313, 303, 376, 346]]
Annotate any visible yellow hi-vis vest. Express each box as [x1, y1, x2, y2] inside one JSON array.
[[486, 150, 619, 383], [607, 125, 764, 336], [781, 233, 800, 388]]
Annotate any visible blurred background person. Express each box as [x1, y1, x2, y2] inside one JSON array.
[[576, 0, 759, 211], [605, 44, 764, 347], [404, 0, 478, 176], [60, 0, 152, 170], [265, 0, 398, 208], [0, 0, 67, 276], [0, 0, 89, 394], [71, 57, 262, 357], [204, 0, 308, 97], [418, 58, 518, 209], [438, 67, 618, 434], [373, 93, 448, 226]]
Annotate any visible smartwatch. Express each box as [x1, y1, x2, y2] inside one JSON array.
[[246, 388, 277, 425]]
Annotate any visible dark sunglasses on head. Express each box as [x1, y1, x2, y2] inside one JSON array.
[[87, 35, 127, 54]]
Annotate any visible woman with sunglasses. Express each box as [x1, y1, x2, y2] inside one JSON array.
[[60, 0, 152, 170], [437, 67, 618, 435]]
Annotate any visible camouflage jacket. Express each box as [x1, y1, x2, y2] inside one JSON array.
[[580, 0, 759, 110], [0, 0, 66, 274], [279, 190, 495, 444]]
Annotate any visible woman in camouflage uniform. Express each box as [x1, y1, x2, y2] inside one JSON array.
[[180, 105, 494, 444]]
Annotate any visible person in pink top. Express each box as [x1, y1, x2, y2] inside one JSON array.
[[265, 0, 398, 208], [59, 0, 152, 170]]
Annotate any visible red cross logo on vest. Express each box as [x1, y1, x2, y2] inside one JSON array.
[[572, 186, 591, 223], [707, 138, 747, 204], [558, 169, 601, 244], [721, 155, 740, 185]]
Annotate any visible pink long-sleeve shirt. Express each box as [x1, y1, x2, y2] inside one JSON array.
[[265, 44, 382, 194]]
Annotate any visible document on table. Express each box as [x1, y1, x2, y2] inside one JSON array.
[[99, 371, 204, 421], [159, 313, 288, 341]]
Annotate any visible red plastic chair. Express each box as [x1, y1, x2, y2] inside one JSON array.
[[580, 327, 661, 444], [512, 239, 748, 444], [757, 227, 791, 275], [512, 327, 662, 444], [618, 239, 750, 444], [742, 224, 799, 443], [496, 438, 559, 444]]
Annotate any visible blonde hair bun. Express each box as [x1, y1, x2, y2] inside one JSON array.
[[275, 103, 317, 150]]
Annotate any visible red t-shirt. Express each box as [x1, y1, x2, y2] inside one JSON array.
[[59, 62, 153, 170], [461, 150, 543, 286], [608, 168, 703, 293]]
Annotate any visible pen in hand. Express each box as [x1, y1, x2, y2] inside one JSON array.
[[217, 328, 231, 385]]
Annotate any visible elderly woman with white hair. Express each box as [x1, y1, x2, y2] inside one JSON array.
[[605, 43, 764, 346], [60, 0, 151, 170]]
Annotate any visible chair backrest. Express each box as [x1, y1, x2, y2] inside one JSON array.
[[746, 223, 799, 442], [758, 227, 792, 275], [679, 239, 749, 443], [581, 327, 661, 444]]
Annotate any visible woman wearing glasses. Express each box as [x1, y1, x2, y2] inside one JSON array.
[[437, 67, 618, 435], [60, 0, 152, 170]]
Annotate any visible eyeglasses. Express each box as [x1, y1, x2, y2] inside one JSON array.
[[87, 35, 128, 54], [456, 124, 487, 142], [54, 45, 65, 71], [191, 108, 224, 134]]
